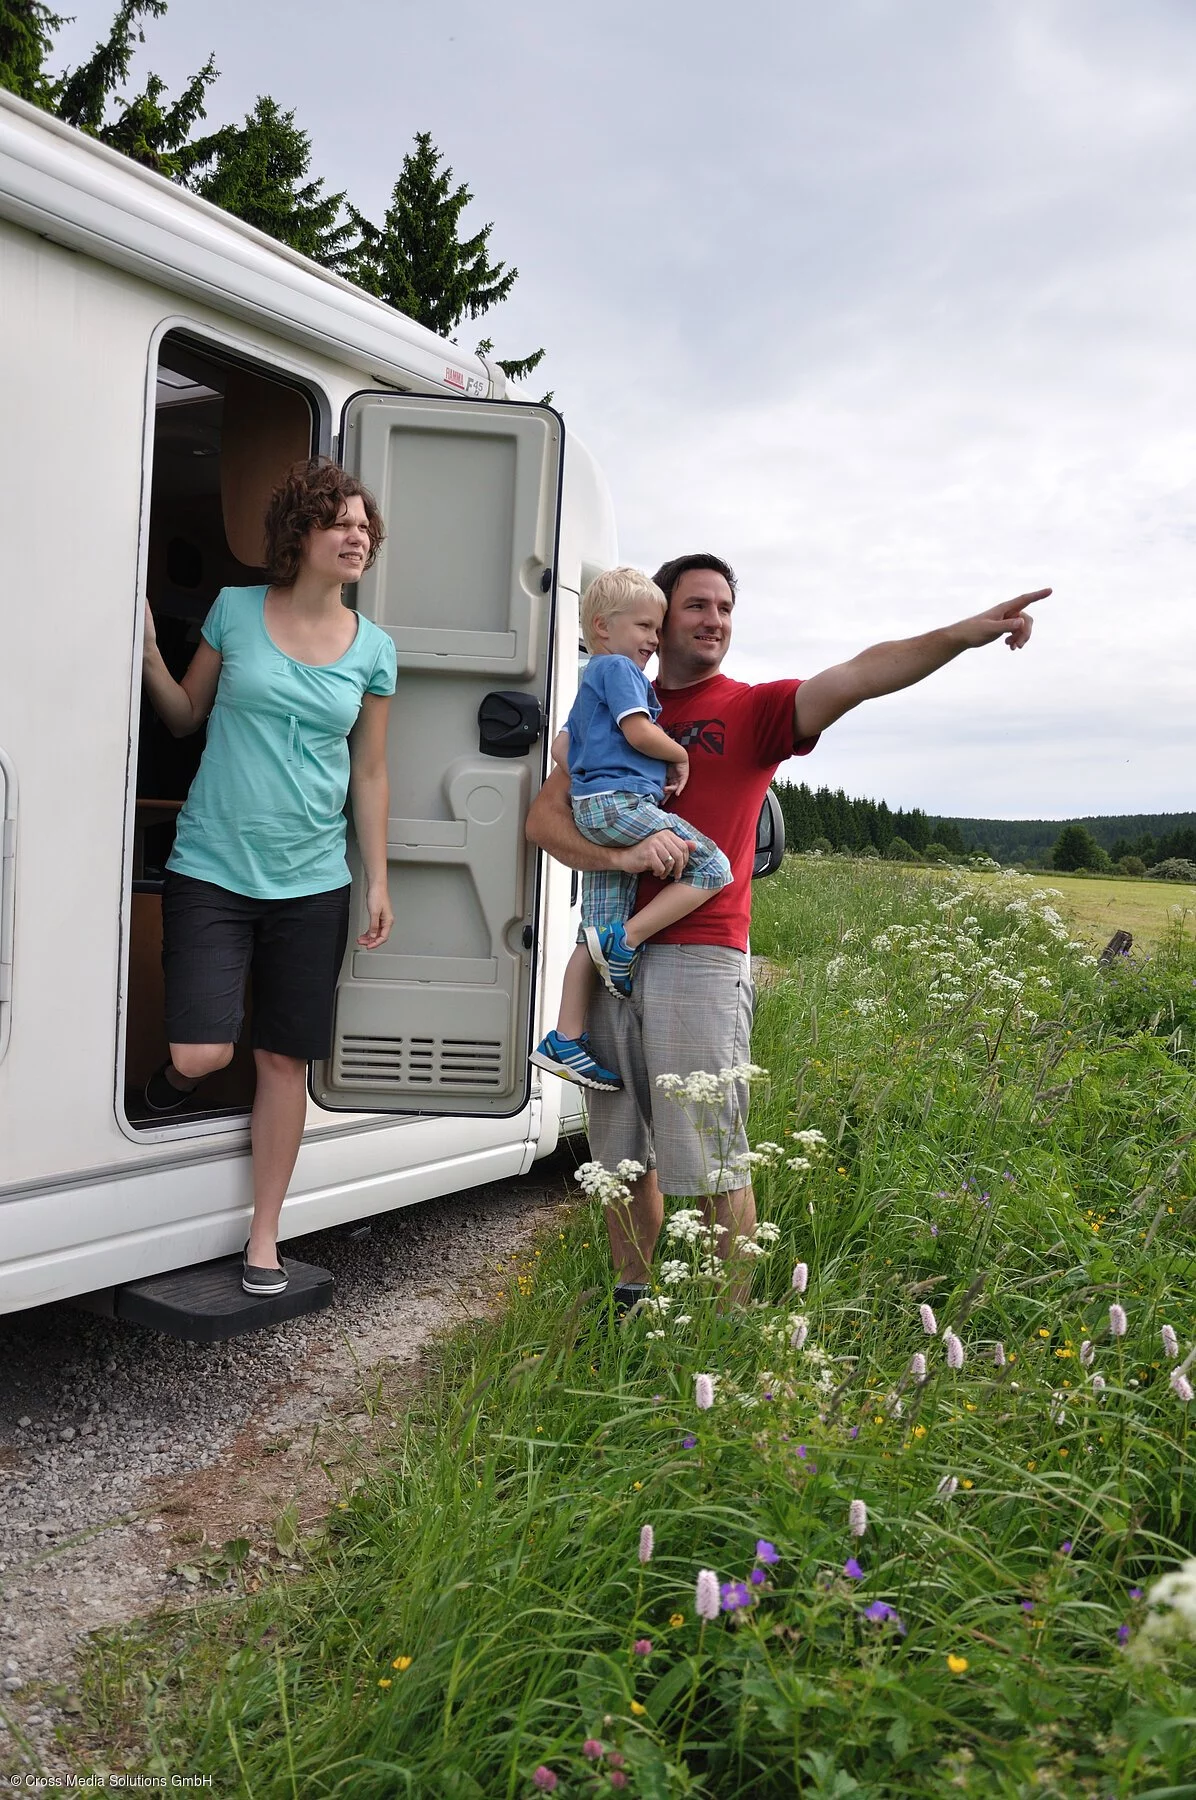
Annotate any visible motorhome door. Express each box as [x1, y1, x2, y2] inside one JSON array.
[[313, 393, 562, 1116]]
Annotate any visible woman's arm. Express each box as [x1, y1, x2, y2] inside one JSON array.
[[141, 604, 223, 737], [349, 692, 394, 949]]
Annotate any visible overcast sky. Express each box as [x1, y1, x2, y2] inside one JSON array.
[[56, 0, 1196, 819]]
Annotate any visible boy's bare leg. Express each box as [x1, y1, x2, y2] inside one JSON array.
[[623, 883, 713, 949], [557, 943, 597, 1039], [605, 1167, 664, 1285]]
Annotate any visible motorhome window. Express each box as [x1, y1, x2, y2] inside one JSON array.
[[125, 337, 316, 1127]]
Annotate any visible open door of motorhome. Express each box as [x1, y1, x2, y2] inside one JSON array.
[[312, 393, 562, 1117]]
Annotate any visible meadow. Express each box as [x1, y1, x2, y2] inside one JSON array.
[[974, 870, 1196, 955], [80, 861, 1196, 1797]]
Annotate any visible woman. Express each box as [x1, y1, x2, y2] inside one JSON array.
[[141, 458, 396, 1296]]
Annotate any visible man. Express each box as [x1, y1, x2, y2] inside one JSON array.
[[525, 553, 1047, 1308]]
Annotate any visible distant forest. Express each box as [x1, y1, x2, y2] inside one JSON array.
[[773, 782, 1196, 868]]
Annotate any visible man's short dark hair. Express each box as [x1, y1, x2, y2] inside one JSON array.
[[651, 552, 737, 604]]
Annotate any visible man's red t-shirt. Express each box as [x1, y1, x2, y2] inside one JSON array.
[[633, 673, 817, 952]]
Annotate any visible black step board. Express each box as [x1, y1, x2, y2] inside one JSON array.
[[114, 1253, 334, 1344]]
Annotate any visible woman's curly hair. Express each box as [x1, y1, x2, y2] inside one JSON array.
[[263, 457, 385, 586]]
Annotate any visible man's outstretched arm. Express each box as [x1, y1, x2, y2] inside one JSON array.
[[793, 588, 1050, 740], [526, 764, 694, 880]]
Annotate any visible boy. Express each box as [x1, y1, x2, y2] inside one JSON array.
[[530, 567, 732, 1090]]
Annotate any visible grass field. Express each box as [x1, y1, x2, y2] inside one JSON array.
[[976, 870, 1196, 954], [71, 863, 1196, 1798]]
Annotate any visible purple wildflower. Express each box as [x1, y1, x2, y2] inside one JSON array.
[[849, 1499, 868, 1538], [862, 1600, 906, 1634], [929, 1225, 939, 1238], [1108, 1304, 1128, 1338], [1060, 1540, 1073, 1555], [695, 1373, 715, 1410], [720, 1580, 753, 1612], [1117, 1623, 1130, 1646], [682, 1434, 697, 1449], [749, 1568, 767, 1586], [756, 1540, 780, 1565], [796, 1444, 808, 1458], [843, 1558, 864, 1580], [695, 1568, 720, 1621], [1129, 1586, 1143, 1600], [920, 1304, 938, 1336], [847, 1426, 860, 1440], [1020, 1601, 1034, 1614], [638, 1524, 654, 1564]]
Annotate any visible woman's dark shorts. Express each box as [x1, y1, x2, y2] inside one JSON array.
[[161, 873, 351, 1061]]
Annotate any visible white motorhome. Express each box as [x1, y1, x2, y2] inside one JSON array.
[[0, 90, 613, 1320]]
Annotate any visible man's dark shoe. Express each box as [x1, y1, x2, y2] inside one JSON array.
[[613, 1282, 651, 1319], [242, 1244, 288, 1296]]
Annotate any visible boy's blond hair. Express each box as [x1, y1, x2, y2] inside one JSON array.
[[580, 565, 667, 654]]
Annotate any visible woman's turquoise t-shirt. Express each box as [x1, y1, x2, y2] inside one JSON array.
[[167, 585, 397, 899]]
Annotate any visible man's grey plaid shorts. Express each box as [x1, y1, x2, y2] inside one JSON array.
[[584, 943, 754, 1196], [571, 790, 731, 930]]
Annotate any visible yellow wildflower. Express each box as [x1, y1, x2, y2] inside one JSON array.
[[961, 1479, 973, 1489], [946, 1654, 968, 1674], [913, 1425, 927, 1439], [378, 1678, 392, 1688], [393, 1656, 413, 1671], [630, 1701, 646, 1716], [669, 1613, 685, 1628], [633, 1480, 643, 1491], [1038, 1329, 1050, 1340]]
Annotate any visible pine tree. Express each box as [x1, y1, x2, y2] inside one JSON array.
[[179, 96, 352, 268], [349, 132, 545, 379], [54, 0, 216, 178], [0, 0, 65, 104]]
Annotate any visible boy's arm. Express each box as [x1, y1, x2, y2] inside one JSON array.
[[619, 711, 687, 765]]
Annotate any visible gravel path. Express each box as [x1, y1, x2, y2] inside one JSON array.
[[0, 1153, 578, 1782]]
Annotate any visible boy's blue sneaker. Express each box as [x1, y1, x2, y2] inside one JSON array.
[[530, 1030, 623, 1091], [584, 920, 641, 999]]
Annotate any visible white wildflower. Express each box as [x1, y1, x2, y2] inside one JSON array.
[[1080, 1340, 1095, 1367], [790, 1318, 809, 1351], [937, 1476, 959, 1499]]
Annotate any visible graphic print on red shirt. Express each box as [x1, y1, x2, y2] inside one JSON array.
[[632, 673, 817, 951]]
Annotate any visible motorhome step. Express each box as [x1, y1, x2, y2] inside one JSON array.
[[113, 1254, 334, 1343]]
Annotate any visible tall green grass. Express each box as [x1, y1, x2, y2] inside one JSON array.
[[83, 862, 1196, 1797]]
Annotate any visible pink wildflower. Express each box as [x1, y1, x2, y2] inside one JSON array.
[[909, 1351, 927, 1381], [1109, 1304, 1128, 1338], [633, 1637, 652, 1655], [790, 1318, 809, 1351], [1162, 1325, 1179, 1360], [944, 1330, 965, 1370], [582, 1739, 604, 1760], [792, 1261, 809, 1295], [695, 1568, 720, 1620], [1170, 1368, 1194, 1403], [695, 1373, 715, 1411], [919, 1304, 938, 1336], [1080, 1340, 1094, 1367], [849, 1499, 868, 1537], [993, 1342, 1006, 1368], [610, 1775, 628, 1791], [638, 1524, 654, 1564], [532, 1769, 558, 1792]]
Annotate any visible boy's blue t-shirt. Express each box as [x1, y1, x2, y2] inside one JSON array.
[[167, 584, 397, 899], [567, 653, 665, 799]]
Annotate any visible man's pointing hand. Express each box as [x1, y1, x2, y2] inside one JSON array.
[[958, 588, 1051, 652]]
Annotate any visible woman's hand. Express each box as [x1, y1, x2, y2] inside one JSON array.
[[358, 879, 394, 949]]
